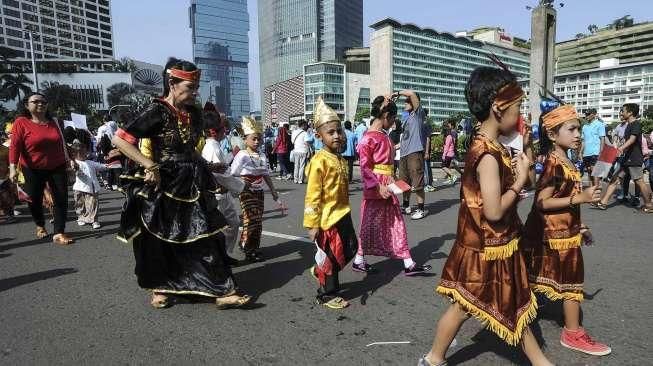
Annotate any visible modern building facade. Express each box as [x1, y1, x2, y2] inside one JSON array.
[[190, 0, 249, 120], [0, 0, 114, 64], [262, 75, 304, 127], [556, 21, 653, 74], [303, 62, 344, 120], [521, 59, 653, 123], [369, 18, 530, 124], [258, 0, 363, 123]]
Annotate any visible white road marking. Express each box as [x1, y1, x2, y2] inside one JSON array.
[[237, 228, 312, 243], [365, 341, 411, 347]]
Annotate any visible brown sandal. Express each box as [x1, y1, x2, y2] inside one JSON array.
[[642, 206, 653, 214], [215, 294, 251, 309], [52, 233, 74, 245], [36, 226, 48, 239]]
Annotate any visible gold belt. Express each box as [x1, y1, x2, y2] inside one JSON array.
[[372, 164, 394, 176]]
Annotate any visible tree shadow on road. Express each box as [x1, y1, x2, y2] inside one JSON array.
[[424, 198, 459, 216], [234, 240, 314, 302], [338, 233, 455, 306], [445, 328, 530, 365], [0, 268, 78, 292]]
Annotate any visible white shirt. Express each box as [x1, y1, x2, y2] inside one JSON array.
[[230, 150, 270, 191], [73, 160, 107, 194], [291, 129, 309, 153], [96, 123, 114, 142], [201, 138, 245, 195]]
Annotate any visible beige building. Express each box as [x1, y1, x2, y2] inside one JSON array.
[[556, 21, 653, 74]]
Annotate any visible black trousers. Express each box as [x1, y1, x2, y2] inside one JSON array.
[[344, 156, 355, 182], [21, 165, 68, 234]]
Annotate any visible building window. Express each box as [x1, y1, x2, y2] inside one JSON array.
[[101, 40, 111, 48], [3, 7, 21, 18], [60, 49, 74, 57], [56, 12, 70, 21], [59, 30, 71, 39], [87, 20, 98, 28], [21, 2, 37, 12], [101, 48, 111, 56], [7, 38, 23, 47], [88, 45, 100, 53], [86, 3, 97, 11], [88, 37, 99, 44], [4, 18, 21, 28], [3, 0, 19, 7], [39, 0, 53, 6], [101, 32, 111, 39], [5, 28, 22, 37], [72, 16, 84, 24], [100, 23, 110, 32], [87, 29, 98, 36], [99, 15, 110, 23]]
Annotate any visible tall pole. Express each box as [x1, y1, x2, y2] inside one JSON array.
[[26, 30, 39, 92], [529, 3, 557, 124]]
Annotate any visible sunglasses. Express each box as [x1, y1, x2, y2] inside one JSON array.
[[29, 100, 49, 105]]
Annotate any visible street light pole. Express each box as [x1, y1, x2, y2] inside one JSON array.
[[25, 30, 39, 92]]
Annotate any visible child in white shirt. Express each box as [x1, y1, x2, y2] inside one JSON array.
[[73, 142, 108, 229]]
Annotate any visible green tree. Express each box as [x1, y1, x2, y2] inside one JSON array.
[[354, 106, 370, 122], [107, 82, 136, 107], [40, 81, 79, 118], [0, 74, 33, 102], [643, 106, 653, 120], [113, 57, 138, 73]]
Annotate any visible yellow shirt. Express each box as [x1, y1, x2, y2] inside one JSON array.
[[303, 149, 351, 230]]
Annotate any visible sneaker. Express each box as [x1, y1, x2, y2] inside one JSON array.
[[424, 185, 436, 192], [275, 176, 284, 180], [352, 261, 374, 273], [402, 205, 412, 215], [616, 193, 624, 200], [77, 220, 86, 226], [111, 185, 118, 190], [560, 327, 611, 356], [404, 264, 432, 276], [92, 222, 101, 229], [13, 209, 21, 216], [411, 208, 427, 220]]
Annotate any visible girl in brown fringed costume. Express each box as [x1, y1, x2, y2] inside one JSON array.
[[522, 101, 611, 356]]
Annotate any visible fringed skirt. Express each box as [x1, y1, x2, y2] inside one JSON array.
[[436, 241, 537, 346], [526, 238, 584, 302]]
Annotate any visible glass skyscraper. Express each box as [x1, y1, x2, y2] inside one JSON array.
[[259, 0, 363, 122], [190, 0, 249, 120]]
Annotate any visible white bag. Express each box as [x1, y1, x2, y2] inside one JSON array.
[[289, 149, 296, 162]]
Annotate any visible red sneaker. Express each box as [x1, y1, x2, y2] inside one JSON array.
[[560, 327, 611, 356]]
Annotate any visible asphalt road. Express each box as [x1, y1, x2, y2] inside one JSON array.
[[1, 170, 651, 365]]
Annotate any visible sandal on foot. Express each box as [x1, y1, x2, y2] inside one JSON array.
[[316, 295, 349, 310], [36, 226, 48, 239], [52, 234, 74, 245], [215, 294, 252, 309], [593, 202, 607, 210], [150, 293, 170, 309], [642, 206, 653, 213], [418, 355, 447, 366]]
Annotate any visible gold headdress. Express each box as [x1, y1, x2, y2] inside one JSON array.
[[241, 116, 263, 135], [313, 97, 340, 129], [542, 104, 578, 131]]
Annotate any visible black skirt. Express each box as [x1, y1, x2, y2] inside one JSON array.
[[118, 157, 235, 297]]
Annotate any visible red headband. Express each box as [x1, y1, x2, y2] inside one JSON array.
[[167, 68, 201, 82]]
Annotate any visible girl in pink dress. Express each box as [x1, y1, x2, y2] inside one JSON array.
[[353, 95, 432, 276]]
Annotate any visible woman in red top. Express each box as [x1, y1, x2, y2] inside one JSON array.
[[9, 92, 74, 245], [273, 123, 291, 179]]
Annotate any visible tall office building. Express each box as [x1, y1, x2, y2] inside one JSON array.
[[369, 18, 530, 124], [259, 0, 363, 123], [190, 0, 249, 120], [0, 0, 114, 61], [556, 21, 653, 74]]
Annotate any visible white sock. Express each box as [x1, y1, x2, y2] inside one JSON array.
[[403, 258, 416, 269], [354, 254, 365, 265]]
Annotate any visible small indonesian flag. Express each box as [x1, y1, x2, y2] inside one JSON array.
[[17, 185, 31, 203], [591, 145, 619, 179], [388, 180, 411, 195]]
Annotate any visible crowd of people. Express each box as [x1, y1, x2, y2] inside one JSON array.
[[2, 56, 652, 365]]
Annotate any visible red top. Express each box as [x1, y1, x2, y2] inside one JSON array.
[[9, 116, 67, 170]]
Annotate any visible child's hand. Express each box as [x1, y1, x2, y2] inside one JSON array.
[[378, 184, 391, 199], [512, 153, 531, 185], [577, 185, 601, 204], [581, 228, 594, 246], [271, 190, 279, 201], [308, 228, 320, 242]]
